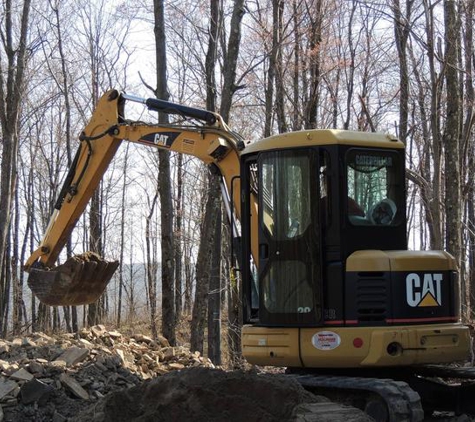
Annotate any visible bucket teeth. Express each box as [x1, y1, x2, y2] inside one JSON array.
[[27, 253, 119, 306]]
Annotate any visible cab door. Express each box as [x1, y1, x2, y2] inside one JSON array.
[[257, 149, 322, 326]]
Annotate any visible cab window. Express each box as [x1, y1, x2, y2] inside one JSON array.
[[346, 149, 402, 226]]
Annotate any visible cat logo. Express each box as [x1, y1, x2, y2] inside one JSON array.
[[142, 131, 179, 147], [154, 133, 170, 146], [406, 273, 442, 307]]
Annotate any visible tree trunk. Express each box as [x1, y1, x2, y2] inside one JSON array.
[[219, 0, 245, 363], [52, 0, 76, 332], [265, 0, 286, 137], [461, 0, 475, 320], [392, 0, 413, 142], [443, 0, 463, 312], [190, 0, 221, 353], [174, 153, 184, 324], [191, 177, 220, 354], [117, 144, 130, 326], [274, 1, 287, 133], [87, 189, 103, 326], [292, 1, 301, 130], [12, 184, 23, 335], [0, 0, 31, 333], [154, 0, 176, 345], [220, 0, 245, 123], [207, 204, 222, 365], [304, 0, 322, 129], [146, 190, 159, 339]]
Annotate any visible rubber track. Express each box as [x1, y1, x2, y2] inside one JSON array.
[[415, 364, 475, 380], [291, 374, 424, 422]]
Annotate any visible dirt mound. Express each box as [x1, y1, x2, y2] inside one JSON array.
[[71, 367, 324, 422]]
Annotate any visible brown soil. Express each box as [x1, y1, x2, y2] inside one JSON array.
[[71, 367, 323, 422]]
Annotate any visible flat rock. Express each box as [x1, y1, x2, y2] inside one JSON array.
[[0, 380, 17, 400], [56, 346, 89, 367], [34, 333, 54, 344], [60, 374, 89, 400], [108, 331, 122, 339], [9, 368, 33, 382], [49, 360, 67, 369], [90, 325, 106, 337], [79, 339, 93, 347], [168, 363, 185, 370], [133, 334, 153, 344]]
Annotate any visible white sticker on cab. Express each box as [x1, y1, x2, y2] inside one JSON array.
[[311, 331, 341, 351]]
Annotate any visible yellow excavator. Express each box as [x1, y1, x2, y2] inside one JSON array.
[[25, 89, 475, 421]]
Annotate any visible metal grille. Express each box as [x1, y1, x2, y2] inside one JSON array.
[[356, 272, 387, 322]]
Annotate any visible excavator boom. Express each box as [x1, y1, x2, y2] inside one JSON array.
[[25, 89, 243, 306]]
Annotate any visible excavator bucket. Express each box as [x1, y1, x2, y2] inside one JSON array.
[[27, 252, 119, 306]]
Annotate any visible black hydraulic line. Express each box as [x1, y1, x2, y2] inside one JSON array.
[[58, 125, 118, 206], [229, 175, 241, 268], [69, 139, 93, 197], [54, 146, 81, 210], [54, 139, 93, 209], [79, 125, 118, 142]]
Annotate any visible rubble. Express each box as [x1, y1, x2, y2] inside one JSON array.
[[0, 326, 215, 421]]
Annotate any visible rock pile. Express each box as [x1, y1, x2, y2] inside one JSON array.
[[0, 325, 214, 421]]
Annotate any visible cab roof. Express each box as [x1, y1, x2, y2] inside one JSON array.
[[241, 129, 404, 155]]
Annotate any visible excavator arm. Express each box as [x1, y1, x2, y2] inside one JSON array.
[[24, 89, 244, 306]]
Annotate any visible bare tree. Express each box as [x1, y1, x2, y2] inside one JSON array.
[[443, 0, 463, 309], [205, 0, 222, 365], [174, 152, 184, 324], [154, 0, 176, 345], [392, 0, 413, 142], [145, 183, 160, 338], [462, 0, 475, 321], [0, 0, 32, 335]]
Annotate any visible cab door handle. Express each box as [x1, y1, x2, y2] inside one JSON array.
[[259, 243, 269, 259]]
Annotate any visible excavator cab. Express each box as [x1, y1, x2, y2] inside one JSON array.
[[240, 140, 406, 327]]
